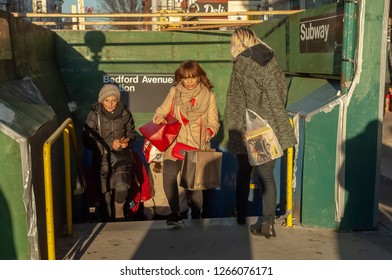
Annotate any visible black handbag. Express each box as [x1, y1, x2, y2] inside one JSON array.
[[110, 148, 134, 169]]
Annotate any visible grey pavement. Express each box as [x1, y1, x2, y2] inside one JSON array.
[[56, 112, 392, 260]]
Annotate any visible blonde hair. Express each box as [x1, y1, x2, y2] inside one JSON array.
[[230, 28, 272, 59]]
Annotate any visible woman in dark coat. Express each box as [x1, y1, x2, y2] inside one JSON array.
[[226, 28, 297, 237], [83, 84, 136, 221]]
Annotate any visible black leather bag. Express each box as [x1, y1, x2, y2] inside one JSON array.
[[110, 148, 134, 169]]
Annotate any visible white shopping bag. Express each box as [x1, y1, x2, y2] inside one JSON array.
[[244, 109, 283, 166]]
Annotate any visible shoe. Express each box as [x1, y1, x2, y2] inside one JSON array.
[[237, 216, 246, 225], [166, 212, 183, 226], [191, 211, 201, 219], [249, 224, 262, 235], [179, 211, 188, 220], [250, 221, 276, 239]]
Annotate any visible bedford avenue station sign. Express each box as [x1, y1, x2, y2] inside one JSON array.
[[103, 74, 175, 113]]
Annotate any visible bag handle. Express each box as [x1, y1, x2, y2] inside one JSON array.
[[199, 116, 213, 151], [246, 108, 268, 131], [179, 115, 205, 150], [199, 116, 204, 149]]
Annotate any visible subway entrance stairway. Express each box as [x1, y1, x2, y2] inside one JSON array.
[[55, 112, 392, 260]]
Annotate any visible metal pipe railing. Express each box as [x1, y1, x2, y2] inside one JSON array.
[[340, 1, 358, 94], [43, 118, 84, 260], [12, 10, 303, 18], [285, 118, 295, 227], [11, 10, 303, 28]]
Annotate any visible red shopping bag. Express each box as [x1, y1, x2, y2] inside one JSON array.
[[171, 142, 198, 160], [138, 115, 181, 152]]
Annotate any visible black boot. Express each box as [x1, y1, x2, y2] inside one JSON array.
[[237, 215, 246, 225], [250, 221, 276, 239]]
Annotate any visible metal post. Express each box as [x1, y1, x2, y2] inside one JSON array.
[[77, 0, 85, 30], [286, 118, 294, 227], [63, 128, 73, 236], [43, 143, 56, 260], [340, 1, 358, 94], [151, 0, 159, 31]]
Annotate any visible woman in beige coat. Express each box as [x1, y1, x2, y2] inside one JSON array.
[[153, 60, 220, 226]]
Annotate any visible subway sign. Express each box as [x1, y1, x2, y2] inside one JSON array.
[[103, 74, 175, 113], [299, 13, 344, 53]]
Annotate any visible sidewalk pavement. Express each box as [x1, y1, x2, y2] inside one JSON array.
[[55, 112, 392, 260]]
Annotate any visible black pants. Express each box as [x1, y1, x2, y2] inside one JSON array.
[[236, 154, 277, 222], [163, 159, 202, 218], [100, 163, 130, 221]]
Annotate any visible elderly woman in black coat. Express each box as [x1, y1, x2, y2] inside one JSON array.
[[83, 84, 136, 221]]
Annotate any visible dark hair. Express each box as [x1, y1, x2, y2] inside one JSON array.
[[174, 60, 213, 91]]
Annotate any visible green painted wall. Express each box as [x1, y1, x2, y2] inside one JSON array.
[[286, 77, 340, 228], [0, 13, 69, 259], [55, 30, 233, 134], [254, 3, 344, 76], [339, 2, 387, 230], [301, 109, 340, 228], [0, 133, 28, 259], [4, 14, 71, 123]]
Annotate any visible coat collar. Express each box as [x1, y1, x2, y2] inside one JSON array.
[[236, 44, 274, 67]]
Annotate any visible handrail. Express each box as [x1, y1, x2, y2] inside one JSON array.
[[285, 118, 294, 227], [12, 10, 303, 18], [43, 118, 84, 260], [11, 10, 304, 28], [29, 20, 264, 27]]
